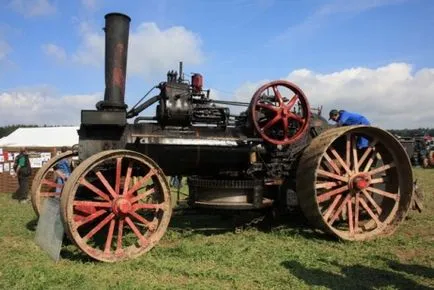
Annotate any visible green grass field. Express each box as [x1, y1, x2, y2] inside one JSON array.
[[0, 169, 432, 289]]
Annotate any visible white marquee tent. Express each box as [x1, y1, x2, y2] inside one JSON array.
[[0, 126, 79, 147]]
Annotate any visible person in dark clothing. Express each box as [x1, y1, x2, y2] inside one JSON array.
[[329, 109, 371, 149], [13, 147, 32, 203]]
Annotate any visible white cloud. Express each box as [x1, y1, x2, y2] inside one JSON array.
[[41, 43, 66, 62], [3, 62, 431, 129], [233, 63, 434, 129], [9, 0, 56, 17], [0, 87, 101, 125], [68, 20, 204, 79]]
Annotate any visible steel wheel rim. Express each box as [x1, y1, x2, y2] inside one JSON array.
[[314, 127, 413, 240], [31, 150, 77, 216], [296, 126, 413, 241], [61, 150, 172, 262], [250, 80, 310, 146]]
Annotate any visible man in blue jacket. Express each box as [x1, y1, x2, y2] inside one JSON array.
[[329, 109, 371, 149]]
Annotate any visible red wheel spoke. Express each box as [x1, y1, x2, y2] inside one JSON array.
[[116, 219, 124, 252], [329, 194, 351, 225], [133, 202, 164, 211], [362, 189, 383, 214], [352, 135, 359, 173], [73, 200, 112, 208], [104, 219, 116, 254], [286, 94, 298, 111], [288, 113, 304, 124], [315, 181, 339, 190], [366, 186, 398, 201], [347, 198, 354, 234], [79, 178, 111, 201], [358, 140, 378, 167], [346, 134, 351, 168], [323, 152, 341, 174], [125, 217, 149, 246], [317, 169, 348, 182], [354, 192, 360, 231], [367, 162, 395, 176], [40, 192, 60, 197], [330, 148, 351, 174], [96, 171, 118, 199], [122, 161, 133, 196], [83, 213, 115, 241], [75, 205, 96, 215], [130, 188, 155, 204], [323, 194, 342, 221], [41, 179, 63, 189], [73, 214, 86, 223], [272, 85, 284, 106], [359, 198, 381, 226], [317, 185, 349, 203], [261, 114, 281, 131], [115, 157, 122, 195], [129, 211, 154, 229], [126, 169, 156, 198], [75, 209, 107, 228], [362, 151, 376, 172], [370, 177, 384, 185], [257, 103, 278, 112]]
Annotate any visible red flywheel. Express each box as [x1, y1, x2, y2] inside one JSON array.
[[250, 80, 311, 146]]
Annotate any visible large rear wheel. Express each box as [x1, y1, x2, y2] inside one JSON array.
[[296, 126, 413, 240]]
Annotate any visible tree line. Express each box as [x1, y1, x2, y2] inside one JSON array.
[[388, 128, 434, 138]]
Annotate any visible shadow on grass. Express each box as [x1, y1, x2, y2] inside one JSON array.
[[281, 260, 432, 289], [168, 207, 337, 242], [26, 217, 39, 231], [60, 246, 95, 263], [382, 258, 434, 280]]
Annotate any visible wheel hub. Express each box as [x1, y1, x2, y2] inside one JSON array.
[[113, 197, 132, 215], [349, 173, 371, 190]]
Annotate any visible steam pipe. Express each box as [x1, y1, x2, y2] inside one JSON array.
[[178, 61, 183, 82], [97, 12, 131, 111], [126, 95, 161, 118]]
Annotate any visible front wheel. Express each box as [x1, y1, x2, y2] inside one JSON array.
[[60, 149, 172, 262]]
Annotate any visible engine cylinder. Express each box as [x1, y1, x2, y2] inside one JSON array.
[[99, 12, 131, 111]]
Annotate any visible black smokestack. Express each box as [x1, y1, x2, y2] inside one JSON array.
[[98, 12, 131, 111]]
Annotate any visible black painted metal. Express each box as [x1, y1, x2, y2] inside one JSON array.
[[97, 12, 131, 111]]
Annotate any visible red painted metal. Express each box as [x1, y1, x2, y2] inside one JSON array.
[[60, 150, 172, 262], [191, 73, 203, 93], [250, 80, 311, 146]]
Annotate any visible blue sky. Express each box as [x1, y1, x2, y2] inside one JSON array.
[[0, 0, 433, 128]]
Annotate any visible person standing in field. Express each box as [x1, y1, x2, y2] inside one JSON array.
[[13, 147, 32, 203]]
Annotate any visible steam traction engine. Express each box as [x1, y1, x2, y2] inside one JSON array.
[[31, 13, 415, 262]]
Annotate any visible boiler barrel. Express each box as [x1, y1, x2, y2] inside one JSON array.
[[128, 144, 251, 176]]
